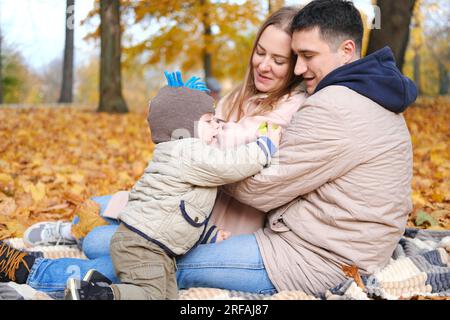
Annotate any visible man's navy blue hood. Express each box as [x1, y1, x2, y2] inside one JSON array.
[[314, 46, 418, 113]]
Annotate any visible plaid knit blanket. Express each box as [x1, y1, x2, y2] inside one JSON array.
[[327, 228, 450, 300], [1, 228, 449, 300]]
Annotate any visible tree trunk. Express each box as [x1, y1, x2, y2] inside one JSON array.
[[367, 0, 416, 71], [268, 0, 285, 14], [201, 0, 212, 79], [203, 29, 212, 79], [413, 50, 421, 95], [439, 62, 449, 95], [58, 0, 75, 103], [98, 0, 128, 113]]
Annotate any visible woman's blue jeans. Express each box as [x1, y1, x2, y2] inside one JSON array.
[[26, 195, 276, 296]]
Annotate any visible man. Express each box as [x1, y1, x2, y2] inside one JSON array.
[[224, 0, 418, 295]]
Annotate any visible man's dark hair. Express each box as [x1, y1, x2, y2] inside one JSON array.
[[291, 0, 364, 54]]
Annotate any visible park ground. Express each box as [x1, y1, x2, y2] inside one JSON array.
[[0, 97, 448, 239]]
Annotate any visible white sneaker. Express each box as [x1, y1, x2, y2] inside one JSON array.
[[23, 221, 77, 247]]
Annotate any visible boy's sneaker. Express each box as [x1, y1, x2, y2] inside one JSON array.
[[83, 269, 112, 286], [23, 221, 77, 247], [0, 241, 36, 283], [64, 278, 114, 300]]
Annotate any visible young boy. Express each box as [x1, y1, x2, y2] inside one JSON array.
[[64, 83, 280, 300]]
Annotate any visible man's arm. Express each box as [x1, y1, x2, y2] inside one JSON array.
[[223, 102, 359, 212]]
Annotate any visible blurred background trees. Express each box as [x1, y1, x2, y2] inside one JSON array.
[[112, 0, 263, 85], [1, 43, 42, 104], [403, 0, 449, 96], [0, 0, 448, 111]]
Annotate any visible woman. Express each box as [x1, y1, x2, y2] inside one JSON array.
[[210, 6, 306, 237], [0, 6, 306, 297]]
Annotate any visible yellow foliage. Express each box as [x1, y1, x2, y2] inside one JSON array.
[[0, 98, 448, 239], [71, 199, 108, 240], [404, 97, 450, 228], [0, 107, 153, 239], [84, 0, 264, 81]]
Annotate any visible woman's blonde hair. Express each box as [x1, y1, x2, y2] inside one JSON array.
[[221, 6, 302, 121]]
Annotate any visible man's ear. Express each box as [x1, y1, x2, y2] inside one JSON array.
[[339, 40, 357, 64]]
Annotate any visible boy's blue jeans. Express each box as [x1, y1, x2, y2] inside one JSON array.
[[26, 195, 277, 295]]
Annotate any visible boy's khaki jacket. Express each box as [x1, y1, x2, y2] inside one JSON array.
[[119, 137, 272, 256]]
